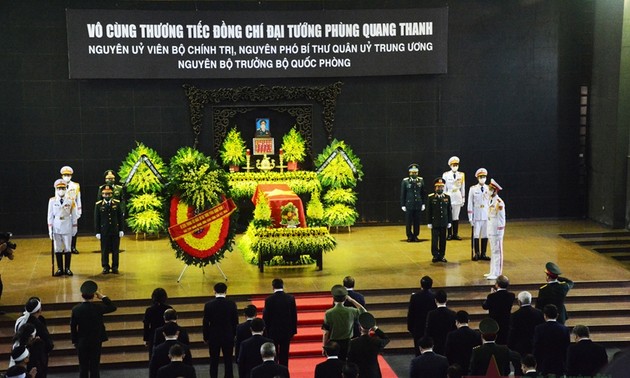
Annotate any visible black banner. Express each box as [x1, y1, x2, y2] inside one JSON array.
[[66, 8, 448, 79]]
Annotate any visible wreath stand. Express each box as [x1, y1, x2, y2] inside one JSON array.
[[177, 262, 227, 283]]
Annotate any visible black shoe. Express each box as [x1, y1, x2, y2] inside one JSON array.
[[440, 258, 448, 263], [480, 255, 491, 261], [452, 235, 462, 240], [407, 238, 414, 242], [54, 269, 64, 277], [72, 249, 79, 254], [432, 258, 439, 263], [446, 235, 452, 240], [111, 269, 119, 274], [65, 269, 73, 276], [102, 268, 110, 274], [472, 255, 479, 261], [412, 237, 420, 242]]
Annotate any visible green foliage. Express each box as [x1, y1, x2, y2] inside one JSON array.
[[316, 155, 357, 189], [323, 188, 357, 205], [126, 193, 163, 213], [220, 128, 247, 166], [237, 225, 317, 266], [306, 191, 325, 227], [126, 209, 165, 234], [280, 126, 306, 163], [253, 192, 273, 228], [314, 139, 364, 182], [167, 147, 227, 209], [228, 171, 321, 200], [324, 203, 358, 227], [118, 142, 167, 194]]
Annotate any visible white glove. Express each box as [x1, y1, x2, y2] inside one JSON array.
[[401, 206, 406, 212], [470, 220, 474, 225], [95, 234, 101, 240], [49, 232, 53, 240], [421, 204, 426, 211], [119, 231, 124, 238], [427, 224, 433, 229], [447, 223, 452, 229]]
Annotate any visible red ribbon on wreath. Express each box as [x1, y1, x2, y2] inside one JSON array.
[[168, 195, 236, 259]]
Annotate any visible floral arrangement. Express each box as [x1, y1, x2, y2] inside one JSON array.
[[220, 128, 247, 168], [253, 192, 273, 228], [280, 126, 306, 164], [306, 191, 325, 227], [166, 147, 237, 267], [280, 202, 300, 227], [118, 142, 167, 234], [228, 171, 321, 200]]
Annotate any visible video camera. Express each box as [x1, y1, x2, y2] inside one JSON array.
[[0, 232, 17, 252]]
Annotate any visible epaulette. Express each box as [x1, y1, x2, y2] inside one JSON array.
[[112, 199, 120, 204], [429, 193, 436, 197], [539, 284, 548, 289], [96, 200, 104, 205]]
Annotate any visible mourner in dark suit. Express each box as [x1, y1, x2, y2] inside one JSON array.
[[409, 336, 449, 378], [70, 280, 117, 378], [507, 291, 544, 357], [424, 290, 456, 356], [469, 318, 512, 376], [444, 310, 482, 374], [250, 342, 290, 378], [143, 288, 172, 359], [153, 309, 190, 348], [347, 313, 390, 378], [407, 276, 437, 355], [535, 261, 574, 324], [149, 322, 193, 378], [481, 275, 515, 345], [343, 276, 366, 338], [400, 163, 426, 242], [202, 282, 238, 378], [238, 318, 274, 378], [94, 185, 124, 274], [532, 304, 570, 376], [156, 343, 196, 378], [262, 278, 297, 367], [427, 178, 453, 262], [314, 341, 344, 378], [566, 324, 608, 377], [235, 304, 257, 362], [520, 354, 538, 377]]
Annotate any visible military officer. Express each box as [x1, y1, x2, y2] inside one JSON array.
[[47, 179, 78, 276], [535, 262, 574, 324], [442, 156, 465, 240], [427, 178, 452, 263], [400, 163, 426, 242], [484, 179, 506, 280], [97, 170, 126, 215], [94, 185, 124, 274], [468, 168, 491, 261], [60, 166, 82, 254]]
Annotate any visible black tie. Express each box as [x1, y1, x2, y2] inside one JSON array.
[[60, 199, 64, 205], [481, 187, 484, 192], [453, 173, 456, 179]]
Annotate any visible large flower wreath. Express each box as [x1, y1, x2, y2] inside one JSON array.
[[166, 147, 238, 267]]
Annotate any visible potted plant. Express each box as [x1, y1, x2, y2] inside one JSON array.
[[280, 127, 306, 171], [220, 128, 246, 172]]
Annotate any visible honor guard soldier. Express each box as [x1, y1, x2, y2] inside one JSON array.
[[95, 185, 124, 274], [97, 170, 126, 215], [427, 178, 452, 263], [60, 166, 82, 254], [442, 156, 465, 240], [468, 168, 491, 261], [485, 179, 506, 280], [535, 262, 574, 324], [47, 179, 78, 276], [401, 163, 426, 242]]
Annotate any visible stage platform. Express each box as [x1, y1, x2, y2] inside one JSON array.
[[2, 219, 629, 307]]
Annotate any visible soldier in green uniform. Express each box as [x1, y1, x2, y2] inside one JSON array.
[[400, 163, 426, 242], [94, 185, 124, 274], [427, 178, 452, 263], [97, 170, 125, 215], [535, 262, 574, 324]]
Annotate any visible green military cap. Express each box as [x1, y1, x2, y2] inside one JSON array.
[[434, 177, 446, 187], [479, 318, 499, 334], [408, 163, 419, 172], [331, 284, 347, 300], [359, 312, 376, 329], [545, 262, 562, 277], [80, 280, 98, 295]]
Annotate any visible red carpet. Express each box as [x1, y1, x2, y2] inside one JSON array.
[[251, 293, 399, 377]]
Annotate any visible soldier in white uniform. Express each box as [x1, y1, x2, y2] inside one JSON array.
[[47, 179, 78, 276], [442, 156, 465, 241], [485, 179, 506, 280], [60, 166, 82, 254], [467, 168, 491, 261]]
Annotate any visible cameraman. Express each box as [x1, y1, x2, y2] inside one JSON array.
[[0, 231, 16, 316]]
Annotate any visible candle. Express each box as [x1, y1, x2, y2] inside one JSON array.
[[246, 149, 250, 156], [279, 148, 284, 155]]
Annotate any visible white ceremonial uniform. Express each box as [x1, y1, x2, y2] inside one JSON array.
[[467, 183, 490, 238], [66, 180, 82, 218], [442, 170, 465, 219], [488, 195, 506, 277], [47, 196, 78, 253]]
